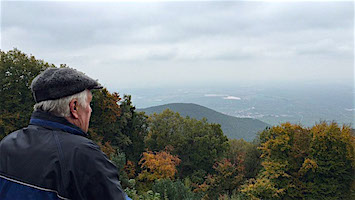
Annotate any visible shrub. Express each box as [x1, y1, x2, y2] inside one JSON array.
[[152, 179, 202, 200]]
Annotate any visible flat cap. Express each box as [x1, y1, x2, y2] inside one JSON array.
[[31, 68, 103, 103]]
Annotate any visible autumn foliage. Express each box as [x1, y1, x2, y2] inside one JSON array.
[[124, 160, 137, 179], [197, 158, 245, 199], [241, 122, 354, 200], [1, 49, 354, 200], [138, 150, 181, 182], [99, 141, 116, 159]]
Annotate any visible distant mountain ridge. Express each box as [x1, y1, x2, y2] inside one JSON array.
[[138, 103, 269, 141]]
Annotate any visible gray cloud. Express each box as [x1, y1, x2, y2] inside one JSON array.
[[1, 1, 353, 89]]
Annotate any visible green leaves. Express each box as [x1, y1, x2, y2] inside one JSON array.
[[2, 49, 354, 199], [152, 179, 201, 200], [308, 122, 354, 199], [0, 49, 52, 139], [242, 122, 354, 200], [145, 109, 229, 179]]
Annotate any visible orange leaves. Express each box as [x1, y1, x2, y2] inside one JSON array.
[[124, 160, 136, 179], [95, 89, 121, 123], [138, 150, 181, 182], [213, 158, 244, 180], [99, 141, 116, 159]]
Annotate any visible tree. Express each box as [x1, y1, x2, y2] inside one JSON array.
[[145, 109, 229, 179], [119, 95, 148, 165], [0, 49, 53, 139], [89, 89, 132, 158], [111, 149, 130, 189], [124, 160, 136, 179], [90, 92, 148, 158], [152, 179, 201, 200], [241, 122, 355, 200], [145, 109, 184, 152], [201, 159, 245, 200], [242, 123, 314, 199], [226, 139, 262, 179], [138, 150, 181, 182], [90, 89, 149, 181], [306, 122, 354, 199]]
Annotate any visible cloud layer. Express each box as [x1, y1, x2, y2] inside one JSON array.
[[1, 1, 353, 89]]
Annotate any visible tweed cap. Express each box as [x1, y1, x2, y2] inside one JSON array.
[[31, 68, 103, 103]]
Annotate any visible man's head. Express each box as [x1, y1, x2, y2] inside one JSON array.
[[31, 68, 102, 132]]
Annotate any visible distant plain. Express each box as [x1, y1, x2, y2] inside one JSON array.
[[120, 82, 354, 128]]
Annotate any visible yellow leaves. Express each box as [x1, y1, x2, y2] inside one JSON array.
[[259, 123, 308, 160], [262, 161, 291, 179], [310, 122, 353, 157], [298, 158, 318, 176], [241, 176, 285, 200], [311, 121, 342, 143], [244, 122, 355, 199], [91, 89, 121, 124], [138, 150, 181, 182]]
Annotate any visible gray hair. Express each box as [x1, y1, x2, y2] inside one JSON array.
[[34, 89, 89, 117]]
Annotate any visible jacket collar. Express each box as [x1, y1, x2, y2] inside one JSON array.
[[29, 110, 88, 137]]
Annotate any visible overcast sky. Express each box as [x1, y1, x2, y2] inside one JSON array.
[[1, 0, 354, 90]]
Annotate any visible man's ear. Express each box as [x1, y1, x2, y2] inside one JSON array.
[[69, 99, 79, 119]]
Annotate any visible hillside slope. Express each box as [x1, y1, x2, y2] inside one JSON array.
[[138, 103, 269, 141]]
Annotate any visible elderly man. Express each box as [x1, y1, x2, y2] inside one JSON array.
[[0, 68, 128, 200]]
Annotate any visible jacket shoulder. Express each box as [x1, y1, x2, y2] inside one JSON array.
[[54, 131, 125, 199]]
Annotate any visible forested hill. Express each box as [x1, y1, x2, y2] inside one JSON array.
[[138, 103, 269, 141]]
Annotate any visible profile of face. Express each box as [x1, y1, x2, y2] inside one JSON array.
[[68, 90, 93, 133], [77, 91, 93, 133]]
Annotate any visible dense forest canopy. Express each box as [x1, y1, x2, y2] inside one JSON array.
[[1, 49, 354, 199]]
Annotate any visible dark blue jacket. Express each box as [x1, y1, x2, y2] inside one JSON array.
[[0, 110, 127, 200]]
